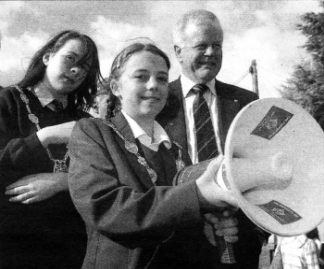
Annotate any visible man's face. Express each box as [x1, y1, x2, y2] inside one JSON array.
[[175, 22, 223, 84]]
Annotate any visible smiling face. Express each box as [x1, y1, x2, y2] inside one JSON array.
[[112, 51, 169, 124], [42, 39, 91, 98], [175, 22, 223, 84]]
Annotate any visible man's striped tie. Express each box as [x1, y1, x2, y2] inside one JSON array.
[[193, 84, 237, 266], [192, 84, 218, 162]]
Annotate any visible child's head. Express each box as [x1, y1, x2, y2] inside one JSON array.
[[18, 30, 102, 110], [106, 43, 171, 119]]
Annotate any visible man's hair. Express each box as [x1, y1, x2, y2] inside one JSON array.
[[173, 9, 223, 47]]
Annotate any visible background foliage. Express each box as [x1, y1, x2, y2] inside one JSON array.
[[280, 0, 324, 114]]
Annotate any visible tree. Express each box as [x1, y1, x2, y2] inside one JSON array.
[[280, 1, 324, 114]]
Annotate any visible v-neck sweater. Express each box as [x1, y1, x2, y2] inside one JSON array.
[[0, 86, 90, 268]]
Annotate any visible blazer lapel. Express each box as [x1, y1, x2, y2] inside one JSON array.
[[110, 113, 155, 189], [216, 80, 241, 152], [163, 78, 192, 165]]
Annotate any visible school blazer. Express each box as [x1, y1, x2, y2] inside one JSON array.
[[68, 113, 223, 269]]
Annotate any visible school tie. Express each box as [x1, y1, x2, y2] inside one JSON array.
[[192, 84, 218, 162], [50, 99, 64, 112]]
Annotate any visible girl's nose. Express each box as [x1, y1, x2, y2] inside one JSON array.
[[70, 66, 87, 77], [147, 78, 159, 91]]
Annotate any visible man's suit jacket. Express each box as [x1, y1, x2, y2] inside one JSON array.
[[159, 77, 258, 155], [68, 113, 225, 269], [158, 77, 264, 269]]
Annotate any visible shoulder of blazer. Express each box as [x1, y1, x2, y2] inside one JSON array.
[[170, 78, 257, 99], [216, 79, 258, 104], [77, 117, 113, 140], [169, 78, 183, 99]]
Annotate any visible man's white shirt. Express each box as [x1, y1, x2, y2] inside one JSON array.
[[180, 75, 222, 164]]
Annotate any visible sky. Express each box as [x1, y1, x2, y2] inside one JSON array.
[[0, 0, 322, 98]]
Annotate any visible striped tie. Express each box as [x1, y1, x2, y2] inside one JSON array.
[[192, 84, 218, 162], [51, 99, 64, 112], [193, 84, 236, 265]]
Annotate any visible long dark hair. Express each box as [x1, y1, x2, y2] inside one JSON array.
[[106, 42, 176, 119], [17, 30, 103, 111]]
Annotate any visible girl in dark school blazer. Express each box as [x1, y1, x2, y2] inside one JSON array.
[[68, 42, 238, 269]]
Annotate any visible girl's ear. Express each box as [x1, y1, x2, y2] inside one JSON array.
[[42, 52, 51, 66], [110, 80, 121, 98], [174, 45, 183, 63]]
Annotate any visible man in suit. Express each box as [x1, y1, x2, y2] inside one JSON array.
[[158, 9, 266, 269]]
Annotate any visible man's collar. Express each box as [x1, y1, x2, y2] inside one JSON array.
[[31, 86, 68, 108], [180, 75, 216, 97]]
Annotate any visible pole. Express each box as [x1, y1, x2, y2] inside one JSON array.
[[249, 59, 259, 96]]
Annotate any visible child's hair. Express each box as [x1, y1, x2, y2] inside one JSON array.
[[18, 30, 103, 111], [105, 42, 171, 118]]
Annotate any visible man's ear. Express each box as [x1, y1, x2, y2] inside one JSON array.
[[174, 45, 183, 63], [42, 52, 51, 66]]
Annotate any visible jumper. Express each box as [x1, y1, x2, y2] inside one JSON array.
[[0, 86, 89, 269]]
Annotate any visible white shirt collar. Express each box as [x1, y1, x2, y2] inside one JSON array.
[[31, 87, 68, 108], [180, 75, 216, 98], [121, 110, 171, 151]]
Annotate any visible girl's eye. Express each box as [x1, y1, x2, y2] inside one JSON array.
[[66, 55, 76, 62], [158, 77, 168, 83], [135, 75, 146, 80]]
